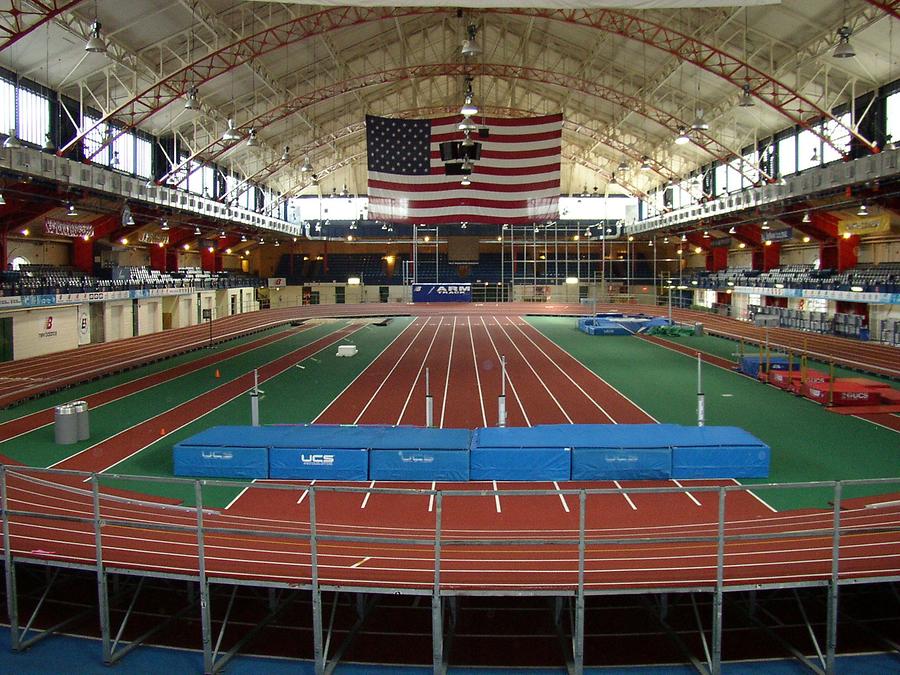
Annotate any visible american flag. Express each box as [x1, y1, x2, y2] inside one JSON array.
[[366, 113, 561, 225]]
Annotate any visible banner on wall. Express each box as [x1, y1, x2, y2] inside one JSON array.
[[762, 227, 793, 242], [139, 231, 168, 245], [838, 213, 892, 236], [268, 278, 286, 288], [412, 283, 472, 303], [44, 218, 94, 238]]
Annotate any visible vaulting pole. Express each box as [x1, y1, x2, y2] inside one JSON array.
[[425, 367, 434, 428], [697, 352, 705, 427], [498, 355, 507, 428]]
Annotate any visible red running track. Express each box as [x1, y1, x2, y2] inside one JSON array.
[[1, 308, 898, 594]]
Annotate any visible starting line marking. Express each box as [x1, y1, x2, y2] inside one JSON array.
[[614, 481, 637, 511], [351, 556, 371, 569], [360, 480, 375, 509], [671, 479, 702, 506], [297, 480, 316, 504], [225, 480, 255, 510], [734, 478, 778, 513], [492, 480, 502, 513], [553, 481, 571, 513]]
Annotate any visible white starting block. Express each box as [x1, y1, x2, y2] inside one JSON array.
[[336, 344, 358, 357]]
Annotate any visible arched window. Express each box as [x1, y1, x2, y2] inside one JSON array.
[[10, 256, 29, 271]]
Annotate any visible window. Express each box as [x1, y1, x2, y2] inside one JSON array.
[[83, 114, 107, 163], [822, 113, 851, 163], [17, 87, 49, 147], [111, 128, 134, 172], [741, 149, 759, 188], [726, 159, 741, 194], [778, 134, 796, 176], [135, 136, 152, 178], [714, 163, 727, 196], [0, 79, 14, 136], [796, 127, 821, 171], [888, 91, 900, 147]]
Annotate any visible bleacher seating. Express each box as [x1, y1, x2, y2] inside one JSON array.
[[691, 264, 900, 294], [1, 265, 262, 296]]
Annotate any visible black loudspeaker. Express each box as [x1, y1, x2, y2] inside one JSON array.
[[440, 141, 460, 162], [478, 127, 490, 138]]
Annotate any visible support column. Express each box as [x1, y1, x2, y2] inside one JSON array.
[[92, 475, 112, 664], [165, 249, 179, 272], [149, 245, 167, 272], [200, 246, 216, 272], [836, 234, 859, 272], [707, 247, 728, 272], [72, 238, 94, 275]]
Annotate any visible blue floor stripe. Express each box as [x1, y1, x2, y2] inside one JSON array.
[[0, 628, 898, 674]]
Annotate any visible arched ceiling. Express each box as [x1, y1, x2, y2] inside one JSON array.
[[3, 0, 898, 198]]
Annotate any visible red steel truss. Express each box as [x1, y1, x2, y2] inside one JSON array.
[[0, 0, 82, 52]]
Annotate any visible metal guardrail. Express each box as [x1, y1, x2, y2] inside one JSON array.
[[1, 465, 898, 674]]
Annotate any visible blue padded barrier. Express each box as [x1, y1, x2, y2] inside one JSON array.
[[571, 447, 671, 480], [738, 355, 797, 377], [369, 449, 470, 481], [269, 447, 369, 480], [173, 444, 268, 479], [470, 447, 571, 481], [669, 426, 770, 478]]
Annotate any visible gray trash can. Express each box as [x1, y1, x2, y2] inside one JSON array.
[[72, 400, 90, 440], [54, 404, 78, 445], [694, 322, 705, 336]]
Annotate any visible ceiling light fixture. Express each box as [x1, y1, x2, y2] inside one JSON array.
[[802, 211, 811, 223], [160, 219, 169, 230], [222, 118, 242, 142], [246, 128, 258, 147], [690, 109, 709, 132], [184, 86, 200, 110], [66, 202, 77, 217], [674, 127, 691, 145], [281, 146, 290, 162], [461, 176, 471, 187], [857, 203, 868, 216], [640, 156, 652, 171], [832, 25, 855, 59], [738, 82, 755, 107], [84, 19, 106, 53], [680, 233, 687, 242], [42, 132, 55, 153], [617, 159, 629, 172], [219, 230, 226, 238], [340, 183, 349, 198], [300, 156, 313, 173], [728, 226, 736, 234], [193, 225, 201, 236], [240, 233, 247, 242], [461, 23, 480, 57]]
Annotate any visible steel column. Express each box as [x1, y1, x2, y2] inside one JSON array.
[[432, 490, 444, 673], [310, 486, 325, 675], [712, 487, 726, 675], [826, 482, 842, 674], [1, 465, 20, 652], [574, 490, 586, 672], [92, 474, 112, 664], [195, 480, 213, 674]]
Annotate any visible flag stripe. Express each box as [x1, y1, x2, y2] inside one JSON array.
[[366, 113, 561, 224]]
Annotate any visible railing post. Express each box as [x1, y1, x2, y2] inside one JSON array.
[[1, 465, 20, 651], [309, 486, 324, 675], [712, 486, 726, 675], [826, 482, 842, 674], [92, 474, 112, 664], [432, 490, 444, 673], [194, 481, 213, 674], [574, 490, 586, 672]]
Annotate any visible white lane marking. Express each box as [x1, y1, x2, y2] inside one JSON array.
[[297, 479, 316, 504], [493, 480, 502, 513], [428, 481, 436, 513], [439, 317, 457, 428], [506, 318, 616, 423], [672, 479, 702, 506], [479, 317, 530, 427], [351, 556, 372, 569], [614, 481, 638, 511], [469, 317, 488, 428], [492, 318, 571, 423], [396, 318, 443, 425], [312, 320, 417, 420], [851, 414, 900, 434], [360, 480, 376, 509], [553, 481, 570, 513], [225, 480, 255, 510], [353, 319, 435, 424], [733, 478, 778, 513]]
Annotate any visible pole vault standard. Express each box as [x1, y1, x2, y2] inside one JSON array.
[[250, 369, 261, 427], [697, 352, 705, 427], [498, 355, 507, 428], [425, 367, 434, 428]]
